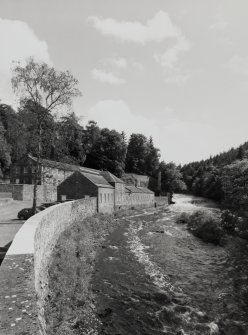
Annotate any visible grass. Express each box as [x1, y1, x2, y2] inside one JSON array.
[[45, 213, 120, 335]]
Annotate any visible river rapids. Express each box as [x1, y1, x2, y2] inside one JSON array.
[[92, 194, 248, 335]]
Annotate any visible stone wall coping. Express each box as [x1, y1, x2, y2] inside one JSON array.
[[7, 203, 66, 256]]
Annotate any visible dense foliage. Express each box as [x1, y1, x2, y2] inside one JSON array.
[[0, 58, 187, 193], [181, 143, 248, 212]]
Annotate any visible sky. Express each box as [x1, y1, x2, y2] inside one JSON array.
[[0, 0, 248, 164]]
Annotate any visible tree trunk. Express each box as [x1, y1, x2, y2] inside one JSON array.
[[32, 122, 42, 214]]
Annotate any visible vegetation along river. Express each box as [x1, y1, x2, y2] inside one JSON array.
[[92, 194, 248, 335]]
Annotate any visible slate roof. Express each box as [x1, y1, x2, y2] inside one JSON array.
[[137, 187, 154, 194], [28, 154, 100, 175], [125, 185, 144, 193], [122, 173, 149, 182], [82, 172, 113, 188], [100, 171, 124, 184]]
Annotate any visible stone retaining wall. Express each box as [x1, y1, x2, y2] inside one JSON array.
[[0, 197, 97, 335], [0, 196, 158, 335], [0, 184, 57, 202]]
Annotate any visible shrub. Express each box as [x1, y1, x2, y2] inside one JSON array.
[[220, 210, 238, 233], [176, 212, 191, 224], [177, 210, 223, 244]]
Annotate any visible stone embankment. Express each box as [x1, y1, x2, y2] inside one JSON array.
[[0, 198, 97, 335], [0, 196, 166, 334]]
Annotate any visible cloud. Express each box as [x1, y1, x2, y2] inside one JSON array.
[[209, 13, 228, 31], [0, 18, 51, 105], [86, 99, 159, 138], [224, 55, 248, 75], [85, 100, 218, 164], [154, 37, 190, 84], [111, 57, 127, 68], [91, 68, 126, 85], [210, 21, 228, 31], [87, 11, 180, 44], [154, 37, 190, 68]]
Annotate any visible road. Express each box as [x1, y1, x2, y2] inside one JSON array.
[[0, 200, 32, 247]]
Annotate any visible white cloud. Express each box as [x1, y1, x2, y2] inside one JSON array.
[[132, 61, 144, 72], [0, 18, 51, 105], [154, 37, 190, 84], [210, 21, 228, 31], [85, 100, 218, 164], [91, 68, 126, 85], [224, 55, 248, 75], [86, 99, 159, 138], [111, 57, 127, 68], [154, 37, 190, 68], [163, 71, 189, 85], [87, 11, 180, 44], [209, 14, 228, 31]]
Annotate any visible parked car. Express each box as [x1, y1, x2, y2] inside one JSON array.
[[17, 208, 39, 220], [19, 205, 48, 219]]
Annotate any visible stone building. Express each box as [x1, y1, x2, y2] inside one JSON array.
[[100, 171, 125, 209], [7, 154, 101, 202], [3, 154, 155, 210], [121, 173, 149, 187], [57, 171, 114, 213]]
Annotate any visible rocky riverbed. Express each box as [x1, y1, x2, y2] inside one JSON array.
[[92, 195, 248, 335]]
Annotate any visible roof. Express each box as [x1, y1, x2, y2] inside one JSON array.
[[82, 172, 113, 188], [28, 154, 100, 175], [100, 171, 124, 184], [125, 185, 144, 193], [137, 187, 154, 194], [122, 173, 149, 182]]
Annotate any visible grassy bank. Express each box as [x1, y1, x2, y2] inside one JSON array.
[[45, 213, 121, 335], [177, 209, 248, 245]]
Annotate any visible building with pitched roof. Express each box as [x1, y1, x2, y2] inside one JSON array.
[[121, 173, 149, 187], [100, 171, 125, 209], [57, 171, 114, 213], [3, 154, 155, 211]]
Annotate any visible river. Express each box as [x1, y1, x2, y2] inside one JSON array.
[[92, 194, 248, 335]]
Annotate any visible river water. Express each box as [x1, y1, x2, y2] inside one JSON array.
[[92, 194, 248, 335]]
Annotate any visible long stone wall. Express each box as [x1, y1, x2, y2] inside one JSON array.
[[0, 197, 97, 335], [0, 184, 57, 202], [0, 194, 159, 334]]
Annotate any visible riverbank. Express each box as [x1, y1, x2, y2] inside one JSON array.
[[45, 195, 248, 334], [91, 195, 248, 334]]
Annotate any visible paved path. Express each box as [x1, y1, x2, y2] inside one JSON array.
[[0, 201, 32, 247]]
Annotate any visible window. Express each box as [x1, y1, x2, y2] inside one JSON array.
[[104, 194, 106, 202], [100, 194, 102, 203]]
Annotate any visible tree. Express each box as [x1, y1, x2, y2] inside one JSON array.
[[84, 128, 127, 176], [0, 121, 11, 178], [55, 112, 85, 164], [12, 58, 81, 213], [160, 161, 187, 193], [145, 137, 160, 176], [125, 134, 148, 174], [0, 103, 27, 163], [221, 159, 248, 211]]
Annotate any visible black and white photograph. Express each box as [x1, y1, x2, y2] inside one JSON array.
[[0, 1, 248, 334]]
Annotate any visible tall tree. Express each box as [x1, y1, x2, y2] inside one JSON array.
[[84, 128, 127, 176], [0, 121, 11, 178], [0, 103, 27, 163], [125, 134, 148, 174], [145, 137, 160, 176], [55, 112, 85, 164], [11, 58, 81, 213], [160, 161, 187, 193]]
